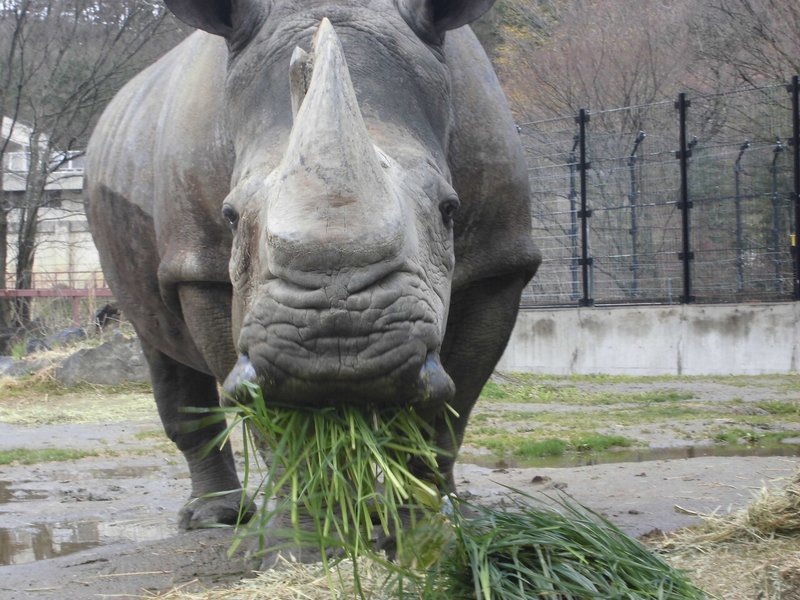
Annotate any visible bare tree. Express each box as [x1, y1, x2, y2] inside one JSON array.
[[501, 0, 702, 122], [696, 0, 800, 86], [0, 0, 186, 326]]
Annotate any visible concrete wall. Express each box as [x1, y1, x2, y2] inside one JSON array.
[[497, 303, 800, 376]]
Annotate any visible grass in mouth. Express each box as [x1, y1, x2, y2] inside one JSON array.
[[197, 382, 705, 599], [205, 382, 453, 592]]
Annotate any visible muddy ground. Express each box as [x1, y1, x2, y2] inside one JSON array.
[[0, 376, 798, 599]]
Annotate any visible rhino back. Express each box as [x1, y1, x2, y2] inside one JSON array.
[[85, 32, 231, 372]]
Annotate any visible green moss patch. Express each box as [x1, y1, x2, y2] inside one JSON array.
[[0, 448, 99, 465]]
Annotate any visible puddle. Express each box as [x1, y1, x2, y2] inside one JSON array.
[[0, 465, 176, 565], [463, 443, 800, 470], [0, 517, 173, 566], [3, 444, 797, 565], [0, 480, 48, 504]]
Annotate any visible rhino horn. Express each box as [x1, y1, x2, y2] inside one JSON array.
[[286, 17, 381, 171], [289, 46, 312, 119], [268, 18, 404, 278]]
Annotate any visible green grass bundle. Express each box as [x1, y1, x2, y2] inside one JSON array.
[[438, 497, 708, 600], [208, 383, 706, 599], [213, 381, 451, 576]]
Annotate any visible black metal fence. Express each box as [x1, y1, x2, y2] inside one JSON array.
[[520, 77, 800, 307]]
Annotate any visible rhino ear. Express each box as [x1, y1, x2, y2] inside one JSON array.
[[163, 0, 234, 38], [397, 0, 496, 43], [428, 0, 496, 31]]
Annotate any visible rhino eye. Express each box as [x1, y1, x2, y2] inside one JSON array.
[[439, 196, 460, 225], [222, 204, 239, 230]]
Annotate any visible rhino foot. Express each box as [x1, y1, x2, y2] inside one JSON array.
[[256, 509, 345, 570], [178, 490, 255, 530]]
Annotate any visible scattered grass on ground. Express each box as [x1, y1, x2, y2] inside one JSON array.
[[467, 375, 800, 460], [756, 400, 800, 416], [473, 432, 637, 459], [0, 371, 152, 399], [0, 447, 100, 465], [0, 390, 155, 425], [508, 437, 569, 458], [665, 536, 799, 600], [480, 380, 695, 406], [711, 428, 795, 446], [134, 429, 167, 440], [571, 433, 634, 452], [507, 372, 800, 388]]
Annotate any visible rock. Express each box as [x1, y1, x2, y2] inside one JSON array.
[[45, 326, 87, 349], [55, 333, 149, 386], [0, 328, 17, 355], [26, 338, 50, 355], [0, 355, 14, 376], [4, 356, 54, 377]]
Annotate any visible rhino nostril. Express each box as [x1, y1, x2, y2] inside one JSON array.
[[439, 196, 460, 225], [415, 353, 455, 407], [222, 204, 239, 230], [221, 354, 256, 403]]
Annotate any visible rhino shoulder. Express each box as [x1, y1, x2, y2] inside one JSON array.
[[86, 32, 229, 216], [445, 28, 541, 289]]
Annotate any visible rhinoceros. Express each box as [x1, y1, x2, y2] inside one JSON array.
[[85, 0, 540, 536]]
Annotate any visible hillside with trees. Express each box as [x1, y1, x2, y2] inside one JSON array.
[[476, 0, 800, 121], [474, 0, 800, 306]]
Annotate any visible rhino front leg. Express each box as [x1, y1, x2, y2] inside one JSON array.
[[139, 339, 252, 529], [437, 272, 531, 491]]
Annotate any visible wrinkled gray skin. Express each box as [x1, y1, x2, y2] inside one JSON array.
[[85, 0, 540, 543]]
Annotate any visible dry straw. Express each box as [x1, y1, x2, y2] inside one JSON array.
[[151, 556, 400, 599], [658, 470, 800, 599], [667, 469, 800, 547]]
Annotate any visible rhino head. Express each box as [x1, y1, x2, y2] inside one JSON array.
[[162, 1, 497, 411]]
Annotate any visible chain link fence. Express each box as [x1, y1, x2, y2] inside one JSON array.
[[521, 79, 799, 307]]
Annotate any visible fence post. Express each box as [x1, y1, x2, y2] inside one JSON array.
[[675, 92, 695, 303], [789, 75, 800, 300], [568, 135, 580, 301], [770, 138, 786, 293], [576, 108, 593, 307], [628, 130, 646, 298], [734, 141, 750, 293]]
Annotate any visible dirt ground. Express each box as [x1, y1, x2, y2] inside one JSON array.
[[0, 378, 798, 600]]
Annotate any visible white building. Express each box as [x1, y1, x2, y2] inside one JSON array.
[[1, 116, 104, 290]]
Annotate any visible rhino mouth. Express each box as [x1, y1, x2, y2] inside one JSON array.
[[223, 349, 454, 409], [223, 274, 454, 409]]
